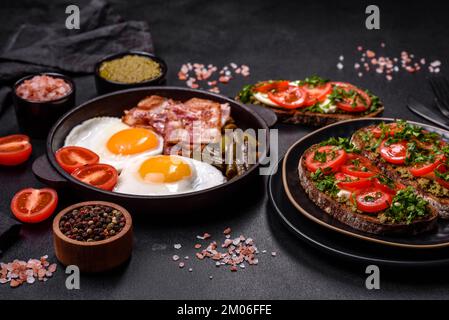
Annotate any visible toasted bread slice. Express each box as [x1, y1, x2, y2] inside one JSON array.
[[351, 125, 449, 219], [298, 145, 438, 235], [236, 97, 384, 127]]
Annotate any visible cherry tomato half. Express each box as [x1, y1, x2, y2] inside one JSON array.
[[55, 146, 100, 174], [305, 146, 347, 173], [331, 82, 371, 113], [71, 164, 118, 191], [0, 134, 32, 166], [10, 188, 58, 223], [354, 188, 392, 213], [380, 140, 408, 165]]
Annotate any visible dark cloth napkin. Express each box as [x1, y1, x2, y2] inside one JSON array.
[[0, 213, 21, 256], [0, 0, 154, 114]]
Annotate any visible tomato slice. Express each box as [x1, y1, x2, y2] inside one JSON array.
[[71, 164, 118, 191], [253, 81, 289, 93], [380, 140, 408, 164], [55, 146, 100, 174], [267, 85, 308, 109], [354, 188, 392, 213], [335, 172, 372, 191], [436, 177, 449, 190], [409, 155, 446, 177], [305, 146, 347, 173], [373, 177, 404, 195], [372, 123, 400, 138], [340, 154, 377, 178], [301, 82, 332, 106], [10, 188, 58, 223], [0, 134, 32, 166], [331, 82, 371, 113]]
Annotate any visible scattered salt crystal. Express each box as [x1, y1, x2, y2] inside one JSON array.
[[179, 262, 185, 268], [174, 244, 182, 250], [366, 50, 376, 58], [271, 252, 277, 257], [337, 62, 344, 70], [431, 60, 442, 67], [188, 268, 193, 272], [172, 255, 180, 261], [354, 63, 360, 69], [339, 55, 344, 61]]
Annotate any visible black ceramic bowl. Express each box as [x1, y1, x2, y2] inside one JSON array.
[[94, 51, 167, 95], [32, 86, 272, 214], [12, 73, 76, 139]]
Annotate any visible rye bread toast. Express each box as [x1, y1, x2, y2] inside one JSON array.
[[236, 78, 384, 127], [298, 144, 438, 235], [351, 125, 449, 219], [251, 102, 384, 126]]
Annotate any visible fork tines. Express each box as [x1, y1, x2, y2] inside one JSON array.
[[429, 76, 449, 115]]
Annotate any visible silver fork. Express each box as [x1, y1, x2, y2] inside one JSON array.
[[429, 76, 449, 118]]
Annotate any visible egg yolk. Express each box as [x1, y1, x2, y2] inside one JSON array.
[[107, 128, 158, 155], [138, 156, 192, 183]]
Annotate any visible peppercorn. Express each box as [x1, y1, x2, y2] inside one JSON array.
[[60, 205, 125, 242]]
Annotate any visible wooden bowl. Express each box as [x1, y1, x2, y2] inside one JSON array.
[[53, 201, 133, 272]]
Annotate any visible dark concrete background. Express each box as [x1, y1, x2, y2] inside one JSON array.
[[0, 0, 449, 299]]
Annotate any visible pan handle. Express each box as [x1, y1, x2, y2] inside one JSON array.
[[32, 155, 68, 188], [248, 104, 278, 128]]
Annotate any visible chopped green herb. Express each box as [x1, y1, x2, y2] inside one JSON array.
[[384, 187, 429, 224], [313, 150, 328, 163], [297, 75, 329, 87], [319, 137, 360, 153], [311, 168, 340, 197], [237, 84, 254, 103]]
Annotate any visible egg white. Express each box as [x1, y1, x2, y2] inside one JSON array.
[[114, 155, 225, 196], [64, 117, 163, 171]]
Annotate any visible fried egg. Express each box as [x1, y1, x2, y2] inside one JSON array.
[[64, 117, 163, 171], [114, 155, 225, 195]]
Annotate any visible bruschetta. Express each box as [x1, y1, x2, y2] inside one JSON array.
[[237, 76, 384, 126]]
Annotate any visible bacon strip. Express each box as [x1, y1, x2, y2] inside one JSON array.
[[122, 95, 231, 155]]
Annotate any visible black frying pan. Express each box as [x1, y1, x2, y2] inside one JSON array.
[[32, 86, 275, 213]]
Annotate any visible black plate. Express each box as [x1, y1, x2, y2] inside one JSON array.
[[283, 118, 449, 249], [269, 157, 449, 267]]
